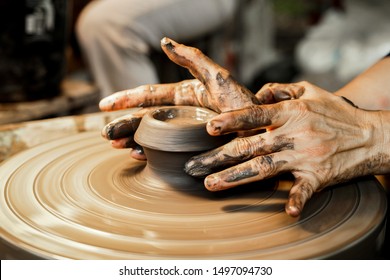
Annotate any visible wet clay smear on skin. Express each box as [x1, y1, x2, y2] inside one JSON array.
[[106, 118, 141, 140]]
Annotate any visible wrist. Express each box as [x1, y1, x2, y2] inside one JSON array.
[[365, 110, 390, 174]]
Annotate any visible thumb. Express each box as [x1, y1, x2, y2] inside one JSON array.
[[285, 177, 316, 217]]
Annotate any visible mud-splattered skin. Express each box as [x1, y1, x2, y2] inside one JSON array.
[[99, 37, 259, 159], [186, 81, 390, 216], [159, 37, 259, 112], [104, 117, 141, 140], [185, 134, 294, 177], [98, 38, 390, 217], [255, 83, 305, 104]]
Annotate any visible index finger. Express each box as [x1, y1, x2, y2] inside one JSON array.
[[161, 37, 259, 111], [99, 79, 203, 111], [206, 103, 290, 136]]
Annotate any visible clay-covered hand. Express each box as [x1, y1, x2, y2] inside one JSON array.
[[185, 81, 388, 217], [99, 37, 258, 160]]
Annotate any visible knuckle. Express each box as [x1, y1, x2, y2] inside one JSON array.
[[229, 137, 257, 160], [286, 99, 309, 112], [259, 82, 275, 91], [296, 80, 310, 87], [298, 182, 314, 198], [252, 155, 277, 175], [246, 105, 273, 127]]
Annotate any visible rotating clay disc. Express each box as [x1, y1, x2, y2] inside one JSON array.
[[0, 131, 387, 259]]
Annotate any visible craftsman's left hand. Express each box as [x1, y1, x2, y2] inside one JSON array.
[[99, 37, 258, 160], [185, 81, 386, 217]]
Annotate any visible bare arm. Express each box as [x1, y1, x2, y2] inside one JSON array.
[[335, 55, 390, 110]]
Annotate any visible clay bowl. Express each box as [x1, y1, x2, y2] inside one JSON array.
[[134, 106, 229, 190]]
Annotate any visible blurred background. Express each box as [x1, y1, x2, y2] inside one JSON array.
[[1, 0, 390, 124]]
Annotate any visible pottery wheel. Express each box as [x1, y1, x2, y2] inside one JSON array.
[[0, 131, 387, 259]]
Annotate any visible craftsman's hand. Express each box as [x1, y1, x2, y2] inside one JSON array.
[[99, 37, 258, 160], [185, 81, 387, 217]]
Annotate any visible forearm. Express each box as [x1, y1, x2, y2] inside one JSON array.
[[335, 56, 390, 110]]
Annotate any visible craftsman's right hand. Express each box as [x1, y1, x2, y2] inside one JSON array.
[[185, 81, 390, 217], [99, 37, 258, 160]]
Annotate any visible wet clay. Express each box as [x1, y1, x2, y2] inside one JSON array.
[[0, 107, 387, 259], [134, 106, 229, 190]]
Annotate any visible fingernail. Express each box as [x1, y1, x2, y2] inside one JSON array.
[[161, 37, 175, 51], [133, 145, 144, 155], [184, 160, 195, 174], [286, 205, 300, 217], [105, 122, 128, 140], [130, 147, 147, 161], [274, 90, 292, 101], [161, 37, 170, 45], [205, 175, 221, 191], [103, 124, 115, 140], [184, 160, 210, 177]]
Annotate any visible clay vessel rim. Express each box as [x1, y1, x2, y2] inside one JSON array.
[[134, 106, 221, 152], [147, 106, 217, 128]]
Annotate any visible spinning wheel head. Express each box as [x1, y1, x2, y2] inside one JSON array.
[[0, 108, 387, 259]]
